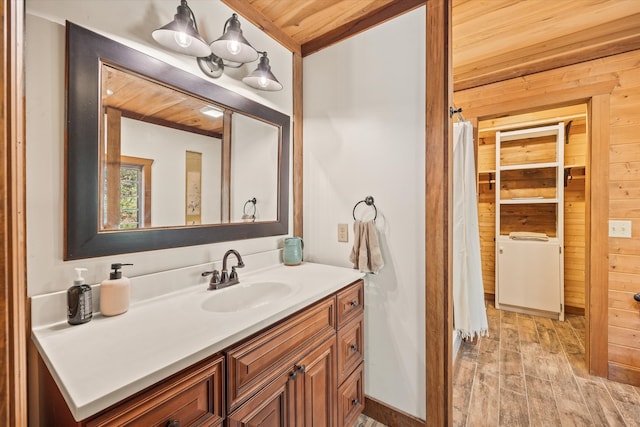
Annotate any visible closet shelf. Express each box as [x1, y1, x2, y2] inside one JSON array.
[[499, 197, 558, 205], [500, 161, 559, 171]]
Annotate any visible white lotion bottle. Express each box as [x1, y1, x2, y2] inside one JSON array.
[[100, 263, 133, 316]]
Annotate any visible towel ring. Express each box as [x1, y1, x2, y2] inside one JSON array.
[[352, 196, 377, 221], [243, 198, 257, 221]]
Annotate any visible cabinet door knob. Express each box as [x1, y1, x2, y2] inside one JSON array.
[[350, 344, 359, 352], [165, 420, 180, 427], [634, 293, 640, 302], [289, 369, 298, 380], [350, 300, 359, 307], [352, 398, 360, 406], [296, 364, 306, 374]]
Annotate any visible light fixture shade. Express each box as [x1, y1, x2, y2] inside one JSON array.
[[242, 53, 283, 91], [152, 1, 211, 57], [210, 14, 259, 64]]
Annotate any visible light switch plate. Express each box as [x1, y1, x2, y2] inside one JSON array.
[[338, 224, 349, 242], [608, 220, 632, 238]]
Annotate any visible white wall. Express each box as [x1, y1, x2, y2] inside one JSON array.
[[25, 0, 292, 296], [230, 114, 279, 222], [121, 118, 222, 226], [303, 7, 427, 419]]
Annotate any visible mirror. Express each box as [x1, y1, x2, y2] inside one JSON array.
[[100, 65, 280, 229], [65, 22, 290, 260]]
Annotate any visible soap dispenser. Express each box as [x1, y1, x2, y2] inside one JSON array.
[[67, 267, 92, 325], [100, 263, 133, 317]]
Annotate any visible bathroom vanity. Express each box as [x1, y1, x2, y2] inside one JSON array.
[[33, 263, 365, 426]]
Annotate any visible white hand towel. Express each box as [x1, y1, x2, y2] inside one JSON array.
[[349, 220, 384, 274], [509, 231, 549, 241]]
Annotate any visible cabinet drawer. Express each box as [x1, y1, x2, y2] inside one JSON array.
[[336, 280, 364, 328], [337, 362, 364, 427], [86, 355, 224, 427], [227, 297, 336, 411], [337, 314, 364, 385]]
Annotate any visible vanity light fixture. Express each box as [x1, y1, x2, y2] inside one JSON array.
[[210, 13, 259, 65], [151, 0, 211, 57], [153, 3, 282, 91], [242, 52, 282, 91]]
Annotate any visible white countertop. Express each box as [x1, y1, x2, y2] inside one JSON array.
[[32, 262, 365, 421]]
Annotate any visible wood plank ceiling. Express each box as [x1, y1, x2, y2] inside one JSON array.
[[223, 0, 640, 90], [110, 0, 640, 132]]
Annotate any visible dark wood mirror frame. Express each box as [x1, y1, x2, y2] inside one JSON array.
[[65, 22, 290, 260]]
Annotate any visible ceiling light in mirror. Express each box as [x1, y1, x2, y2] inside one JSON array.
[[200, 105, 224, 118]]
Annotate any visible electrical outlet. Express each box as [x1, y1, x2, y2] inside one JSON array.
[[608, 220, 632, 238], [338, 224, 349, 242]]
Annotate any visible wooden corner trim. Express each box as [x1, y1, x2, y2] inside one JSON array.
[[363, 395, 425, 427]]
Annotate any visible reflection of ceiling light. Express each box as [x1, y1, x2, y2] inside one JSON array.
[[200, 105, 223, 118], [106, 89, 114, 96]]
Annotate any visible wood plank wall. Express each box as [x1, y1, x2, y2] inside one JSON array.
[[455, 48, 640, 385], [476, 114, 586, 310]]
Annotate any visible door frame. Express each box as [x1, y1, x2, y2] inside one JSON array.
[[454, 93, 611, 377], [2, 0, 28, 424]]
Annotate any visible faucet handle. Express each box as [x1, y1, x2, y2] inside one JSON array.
[[230, 266, 239, 280], [202, 270, 221, 287]]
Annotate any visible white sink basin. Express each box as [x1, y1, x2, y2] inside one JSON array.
[[201, 281, 296, 313]]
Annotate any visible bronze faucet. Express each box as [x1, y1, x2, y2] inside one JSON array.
[[202, 249, 245, 290]]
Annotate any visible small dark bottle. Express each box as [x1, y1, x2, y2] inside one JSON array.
[[67, 267, 93, 325]]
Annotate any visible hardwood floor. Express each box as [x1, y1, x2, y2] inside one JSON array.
[[453, 302, 640, 426]]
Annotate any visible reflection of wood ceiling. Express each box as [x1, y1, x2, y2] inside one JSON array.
[[101, 65, 224, 137], [106, 0, 640, 126]]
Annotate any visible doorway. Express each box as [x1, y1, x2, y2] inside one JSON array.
[[476, 103, 590, 323]]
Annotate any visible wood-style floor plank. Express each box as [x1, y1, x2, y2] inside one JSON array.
[[526, 374, 562, 426], [453, 302, 640, 427]]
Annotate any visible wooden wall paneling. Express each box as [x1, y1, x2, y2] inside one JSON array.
[[2, 0, 28, 424], [564, 178, 586, 310], [425, 0, 452, 425], [605, 57, 640, 383], [293, 52, 303, 237]]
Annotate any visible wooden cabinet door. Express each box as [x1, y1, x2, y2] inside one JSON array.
[[85, 355, 225, 427], [295, 337, 337, 427], [227, 369, 295, 427]]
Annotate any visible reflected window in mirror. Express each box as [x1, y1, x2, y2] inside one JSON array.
[[103, 155, 153, 230]]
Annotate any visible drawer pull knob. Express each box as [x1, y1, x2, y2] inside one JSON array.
[[350, 344, 359, 352], [289, 369, 298, 380], [350, 300, 359, 307], [296, 364, 306, 374], [165, 420, 180, 427], [352, 398, 360, 406], [634, 293, 640, 302]]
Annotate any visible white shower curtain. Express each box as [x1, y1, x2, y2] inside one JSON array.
[[453, 121, 489, 339]]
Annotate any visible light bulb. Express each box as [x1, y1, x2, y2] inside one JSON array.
[[226, 40, 240, 55], [174, 32, 192, 48], [258, 76, 269, 88]]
